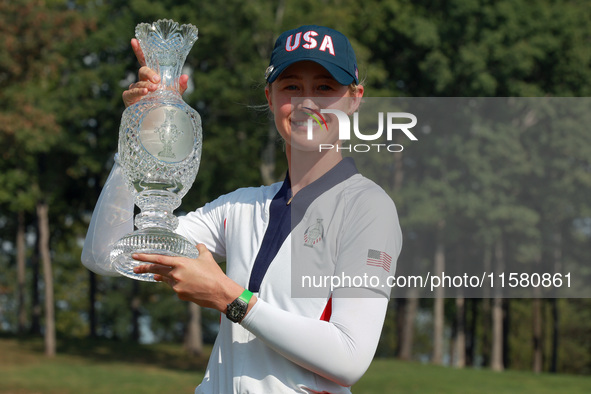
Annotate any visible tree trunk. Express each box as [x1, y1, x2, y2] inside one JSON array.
[[455, 296, 466, 368], [481, 297, 491, 367], [260, 122, 278, 185], [395, 298, 406, 356], [503, 299, 510, 369], [432, 220, 445, 365], [454, 245, 467, 368], [433, 297, 445, 365], [37, 201, 55, 357], [397, 248, 420, 360], [491, 297, 504, 371], [466, 298, 477, 366], [550, 230, 562, 373], [17, 211, 28, 334], [532, 298, 543, 373], [184, 302, 203, 356], [259, 0, 286, 186], [30, 221, 41, 335], [481, 245, 492, 367], [89, 271, 97, 338], [393, 133, 405, 194], [398, 295, 418, 361], [550, 298, 558, 373], [131, 280, 141, 342], [491, 239, 504, 371]]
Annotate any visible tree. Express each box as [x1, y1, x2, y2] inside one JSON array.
[[0, 0, 90, 354], [352, 0, 591, 371]]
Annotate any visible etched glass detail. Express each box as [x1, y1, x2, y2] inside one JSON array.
[[139, 106, 194, 163]]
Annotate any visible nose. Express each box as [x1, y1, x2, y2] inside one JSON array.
[[298, 97, 320, 111]]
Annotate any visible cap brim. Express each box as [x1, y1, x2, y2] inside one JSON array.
[[267, 58, 356, 85]]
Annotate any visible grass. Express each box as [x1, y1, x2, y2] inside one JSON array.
[[0, 336, 206, 394], [1, 336, 590, 393], [353, 358, 591, 393]]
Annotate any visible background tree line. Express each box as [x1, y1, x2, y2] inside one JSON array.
[[1, 0, 590, 375]]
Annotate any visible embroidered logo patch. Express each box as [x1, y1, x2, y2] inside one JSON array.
[[304, 218, 324, 248]]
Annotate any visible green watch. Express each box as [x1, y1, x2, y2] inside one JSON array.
[[226, 289, 253, 323]]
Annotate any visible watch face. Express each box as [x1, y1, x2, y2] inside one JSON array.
[[227, 299, 247, 322]]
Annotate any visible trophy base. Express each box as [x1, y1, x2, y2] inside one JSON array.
[[111, 227, 199, 282]]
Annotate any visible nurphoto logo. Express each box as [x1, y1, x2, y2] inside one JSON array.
[[305, 107, 418, 153]]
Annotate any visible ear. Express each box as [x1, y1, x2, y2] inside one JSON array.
[[348, 84, 364, 114], [265, 84, 273, 112]]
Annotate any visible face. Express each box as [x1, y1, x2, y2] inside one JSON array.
[[265, 61, 363, 152]]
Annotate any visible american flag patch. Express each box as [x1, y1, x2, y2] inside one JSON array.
[[366, 249, 392, 272]]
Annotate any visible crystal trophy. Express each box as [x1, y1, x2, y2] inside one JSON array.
[[110, 19, 202, 281]]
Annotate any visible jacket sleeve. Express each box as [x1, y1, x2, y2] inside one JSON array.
[[81, 160, 134, 276], [241, 293, 389, 387]]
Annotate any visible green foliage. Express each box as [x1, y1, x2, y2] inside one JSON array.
[[355, 0, 591, 96]]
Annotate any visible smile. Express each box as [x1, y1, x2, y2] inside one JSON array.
[[291, 119, 327, 131]]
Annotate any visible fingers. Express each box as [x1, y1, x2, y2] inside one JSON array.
[[179, 74, 189, 95], [133, 263, 174, 287], [134, 263, 172, 277], [123, 86, 148, 107], [131, 252, 193, 283], [126, 39, 193, 108], [195, 243, 209, 255], [138, 66, 160, 84], [125, 37, 192, 108], [122, 67, 160, 107], [131, 38, 146, 67], [154, 274, 176, 287], [132, 253, 178, 267]]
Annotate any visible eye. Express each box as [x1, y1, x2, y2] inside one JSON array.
[[317, 84, 334, 91]]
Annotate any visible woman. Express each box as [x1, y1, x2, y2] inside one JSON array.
[[83, 25, 402, 393]]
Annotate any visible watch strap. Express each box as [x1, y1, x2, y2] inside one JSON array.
[[238, 289, 253, 304]]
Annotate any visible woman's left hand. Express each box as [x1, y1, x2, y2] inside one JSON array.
[[132, 244, 244, 313]]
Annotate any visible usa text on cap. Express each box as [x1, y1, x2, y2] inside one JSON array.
[[265, 25, 359, 85]]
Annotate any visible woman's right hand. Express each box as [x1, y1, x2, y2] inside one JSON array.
[[122, 38, 189, 107]]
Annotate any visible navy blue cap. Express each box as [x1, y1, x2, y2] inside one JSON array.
[[265, 25, 359, 85]]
